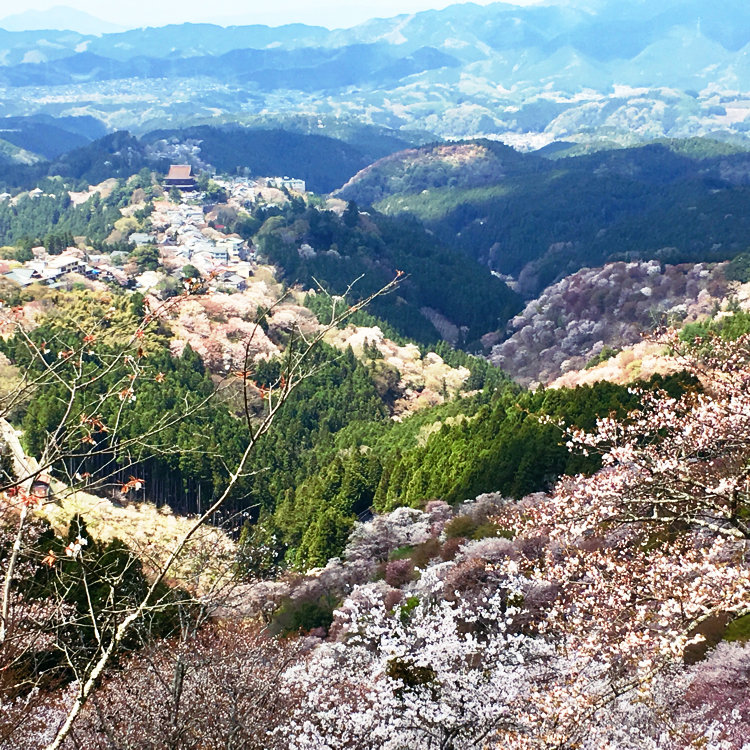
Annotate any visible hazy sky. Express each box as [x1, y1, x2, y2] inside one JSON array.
[[5, 0, 547, 30]]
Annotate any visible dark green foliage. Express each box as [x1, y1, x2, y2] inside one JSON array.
[[723, 252, 750, 283], [256, 200, 520, 345], [43, 229, 75, 255], [442, 515, 509, 541], [724, 613, 750, 643], [1, 317, 249, 516], [129, 244, 159, 272], [349, 139, 750, 299], [270, 593, 338, 635], [443, 514, 479, 539], [8, 245, 33, 262], [50, 131, 166, 185], [272, 446, 384, 569], [246, 345, 388, 520], [142, 125, 404, 194], [377, 373, 699, 509], [0, 437, 15, 485], [585, 345, 620, 369], [680, 309, 750, 343], [199, 177, 228, 204], [0, 120, 412, 194], [399, 596, 420, 621], [389, 545, 416, 561], [343, 200, 359, 227], [249, 371, 701, 570], [182, 264, 201, 279], [294, 508, 355, 570], [0, 184, 124, 248]]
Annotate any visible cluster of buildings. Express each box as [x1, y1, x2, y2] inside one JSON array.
[[146, 198, 254, 293], [1, 167, 308, 297], [138, 169, 307, 294], [2, 250, 127, 289], [163, 164, 305, 197]]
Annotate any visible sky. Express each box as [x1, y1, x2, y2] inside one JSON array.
[[2, 0, 548, 31]]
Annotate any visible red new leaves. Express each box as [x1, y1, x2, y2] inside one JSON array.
[[120, 476, 144, 494]]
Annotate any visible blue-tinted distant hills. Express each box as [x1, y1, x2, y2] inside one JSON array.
[[0, 0, 749, 142], [0, 6, 124, 35]]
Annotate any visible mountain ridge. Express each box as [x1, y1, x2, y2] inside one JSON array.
[[0, 1, 748, 141], [0, 6, 124, 35]]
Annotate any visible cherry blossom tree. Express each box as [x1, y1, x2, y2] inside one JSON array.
[[488, 328, 750, 746], [64, 620, 305, 750], [281, 567, 556, 750], [556, 328, 750, 539]]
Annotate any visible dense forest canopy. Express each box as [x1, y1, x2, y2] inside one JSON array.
[[342, 139, 750, 298]]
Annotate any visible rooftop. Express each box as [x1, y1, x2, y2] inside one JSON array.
[[167, 165, 193, 180]]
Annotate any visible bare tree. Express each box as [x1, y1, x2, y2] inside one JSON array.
[[0, 275, 400, 749], [66, 619, 306, 750]]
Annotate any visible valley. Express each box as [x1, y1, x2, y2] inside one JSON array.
[[0, 1, 750, 146], [1, 2, 750, 748]]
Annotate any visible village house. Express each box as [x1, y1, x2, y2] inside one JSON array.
[[267, 176, 306, 193], [4, 267, 45, 287], [209, 269, 247, 292], [216, 236, 245, 258], [45, 254, 84, 275], [129, 232, 154, 247], [2, 251, 127, 290], [208, 245, 230, 263]]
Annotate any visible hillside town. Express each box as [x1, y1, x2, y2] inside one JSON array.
[[0, 166, 307, 297]]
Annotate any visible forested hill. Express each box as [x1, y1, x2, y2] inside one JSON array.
[[338, 137, 750, 298], [0, 122, 419, 193], [0, 282, 698, 574], [252, 197, 521, 346]]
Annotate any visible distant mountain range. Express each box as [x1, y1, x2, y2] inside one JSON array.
[[0, 0, 748, 143], [0, 6, 124, 35]]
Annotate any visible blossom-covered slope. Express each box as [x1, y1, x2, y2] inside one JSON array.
[[490, 260, 726, 385]]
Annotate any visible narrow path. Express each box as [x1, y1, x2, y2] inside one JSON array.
[[0, 417, 39, 489]]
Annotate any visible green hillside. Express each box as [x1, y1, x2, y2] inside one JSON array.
[[252, 197, 521, 346], [340, 138, 750, 298]]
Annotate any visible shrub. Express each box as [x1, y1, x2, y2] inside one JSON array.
[[410, 538, 441, 568], [271, 593, 337, 635], [724, 613, 750, 643], [389, 545, 415, 561], [443, 514, 478, 539], [385, 559, 415, 588]]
